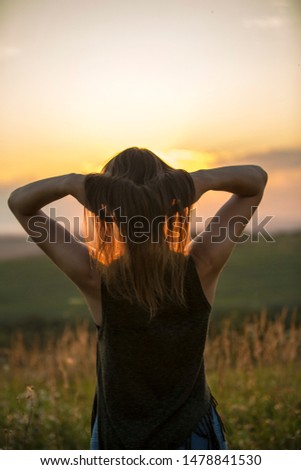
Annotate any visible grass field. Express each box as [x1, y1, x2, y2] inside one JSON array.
[[0, 232, 300, 449], [1, 312, 300, 449], [213, 231, 301, 314]]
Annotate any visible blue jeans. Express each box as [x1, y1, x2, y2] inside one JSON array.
[[90, 406, 228, 450]]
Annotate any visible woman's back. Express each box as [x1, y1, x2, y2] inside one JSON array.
[[94, 253, 212, 449]]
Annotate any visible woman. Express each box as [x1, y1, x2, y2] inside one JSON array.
[[8, 147, 267, 449]]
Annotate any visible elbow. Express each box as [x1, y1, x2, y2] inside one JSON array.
[[260, 167, 268, 186], [253, 166, 268, 192], [7, 192, 15, 212], [7, 189, 20, 214]]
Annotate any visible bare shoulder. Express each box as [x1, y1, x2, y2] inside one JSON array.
[[188, 247, 219, 308], [80, 268, 102, 327]]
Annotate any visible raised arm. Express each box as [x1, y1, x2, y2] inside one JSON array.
[[8, 174, 87, 215], [7, 174, 96, 293], [190, 165, 267, 201], [187, 165, 268, 306]]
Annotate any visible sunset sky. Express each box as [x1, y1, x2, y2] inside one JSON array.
[[1, 0, 300, 234]]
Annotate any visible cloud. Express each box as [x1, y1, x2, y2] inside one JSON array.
[[243, 16, 289, 29], [218, 148, 301, 171], [241, 148, 301, 170], [0, 46, 21, 59]]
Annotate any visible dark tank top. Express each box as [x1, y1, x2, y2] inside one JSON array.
[[92, 254, 213, 449]]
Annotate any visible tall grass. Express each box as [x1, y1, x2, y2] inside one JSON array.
[[1, 309, 300, 449], [206, 308, 301, 449], [206, 307, 300, 370]]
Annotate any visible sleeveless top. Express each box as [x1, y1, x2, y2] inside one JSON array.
[[91, 254, 214, 449]]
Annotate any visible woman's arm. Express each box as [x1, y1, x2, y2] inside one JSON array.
[[190, 165, 268, 201], [7, 174, 97, 293], [8, 173, 86, 215], [187, 165, 268, 306]]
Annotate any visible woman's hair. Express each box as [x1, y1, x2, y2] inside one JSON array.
[[84, 147, 195, 316]]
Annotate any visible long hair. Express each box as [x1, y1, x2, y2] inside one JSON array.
[[84, 147, 195, 316]]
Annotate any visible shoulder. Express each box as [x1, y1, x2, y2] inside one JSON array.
[[80, 268, 102, 327], [187, 251, 218, 309]]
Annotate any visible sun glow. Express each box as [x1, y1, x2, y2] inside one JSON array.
[[156, 149, 217, 172]]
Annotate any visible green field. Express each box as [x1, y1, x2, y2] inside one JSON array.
[[213, 231, 301, 323], [1, 232, 300, 332]]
